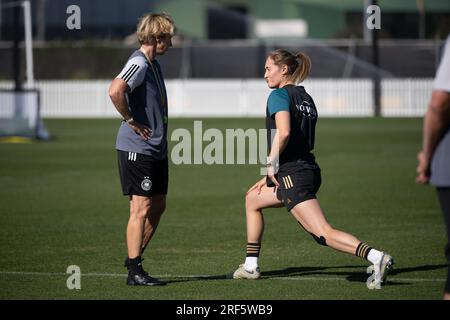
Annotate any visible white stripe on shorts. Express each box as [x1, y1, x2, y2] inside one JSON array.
[[128, 152, 137, 161]]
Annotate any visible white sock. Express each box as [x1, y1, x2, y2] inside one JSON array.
[[367, 249, 383, 264], [244, 257, 258, 271]]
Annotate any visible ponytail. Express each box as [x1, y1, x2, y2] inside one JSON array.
[[268, 49, 312, 84], [293, 52, 311, 83]]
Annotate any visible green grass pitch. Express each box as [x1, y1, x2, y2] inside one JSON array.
[[0, 118, 447, 299]]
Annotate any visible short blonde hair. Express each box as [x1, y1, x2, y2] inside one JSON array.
[[136, 13, 175, 45]]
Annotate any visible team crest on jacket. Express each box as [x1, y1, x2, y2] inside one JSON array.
[[141, 177, 152, 191]]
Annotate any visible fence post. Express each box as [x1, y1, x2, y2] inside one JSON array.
[[371, 0, 381, 117]]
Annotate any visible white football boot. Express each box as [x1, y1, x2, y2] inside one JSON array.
[[232, 264, 261, 280], [367, 253, 394, 289]]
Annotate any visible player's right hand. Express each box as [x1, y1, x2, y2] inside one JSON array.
[[128, 120, 152, 140], [247, 177, 267, 195]]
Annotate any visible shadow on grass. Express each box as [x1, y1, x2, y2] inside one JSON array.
[[164, 274, 229, 284], [163, 264, 448, 285], [263, 264, 448, 286]]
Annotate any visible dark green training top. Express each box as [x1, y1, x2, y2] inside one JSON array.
[[266, 85, 318, 166]]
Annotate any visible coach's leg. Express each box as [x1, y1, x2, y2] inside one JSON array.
[[126, 195, 166, 286], [127, 195, 152, 259], [141, 194, 166, 253]]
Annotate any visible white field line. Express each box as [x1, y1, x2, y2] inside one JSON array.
[[0, 271, 446, 283]]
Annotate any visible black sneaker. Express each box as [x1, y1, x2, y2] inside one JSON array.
[[126, 272, 167, 286]]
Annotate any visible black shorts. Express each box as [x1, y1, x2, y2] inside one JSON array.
[[273, 162, 321, 211], [117, 150, 168, 196]]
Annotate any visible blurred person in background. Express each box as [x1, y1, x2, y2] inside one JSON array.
[[417, 33, 450, 300], [109, 13, 174, 286]]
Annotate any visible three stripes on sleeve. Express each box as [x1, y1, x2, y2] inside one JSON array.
[[121, 64, 140, 83]]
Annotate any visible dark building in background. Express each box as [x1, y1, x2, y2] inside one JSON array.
[[0, 0, 158, 41], [1, 0, 449, 41], [207, 4, 248, 40], [0, 0, 448, 80]]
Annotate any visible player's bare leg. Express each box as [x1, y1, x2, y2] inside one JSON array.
[[290, 199, 360, 254], [233, 185, 283, 279], [290, 199, 393, 288], [245, 185, 283, 244]]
